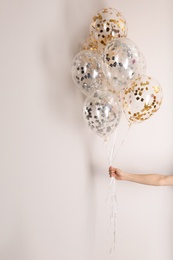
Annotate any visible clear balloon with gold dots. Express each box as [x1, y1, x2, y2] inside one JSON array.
[[90, 7, 128, 50], [122, 75, 163, 124]]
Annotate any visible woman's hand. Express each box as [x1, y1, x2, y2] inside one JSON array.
[[109, 166, 127, 181]]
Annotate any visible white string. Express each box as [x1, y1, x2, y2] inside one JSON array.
[[104, 128, 118, 255], [104, 128, 118, 203], [104, 127, 117, 167], [104, 124, 132, 255], [111, 124, 131, 164], [109, 177, 118, 255], [109, 128, 117, 166]]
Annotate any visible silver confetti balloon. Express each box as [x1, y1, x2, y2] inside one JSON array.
[[83, 90, 122, 138], [71, 50, 104, 96], [102, 38, 140, 91]]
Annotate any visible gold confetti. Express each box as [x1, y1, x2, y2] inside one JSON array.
[[153, 85, 160, 93]]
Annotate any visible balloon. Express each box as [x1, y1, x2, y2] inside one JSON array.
[[90, 8, 128, 50], [122, 75, 163, 124], [100, 78, 122, 104], [83, 90, 122, 138], [102, 38, 141, 91], [137, 52, 147, 76], [82, 35, 99, 52], [71, 50, 104, 96]]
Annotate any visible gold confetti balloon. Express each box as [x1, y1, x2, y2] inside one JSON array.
[[90, 8, 128, 50], [122, 75, 163, 124], [82, 35, 99, 52]]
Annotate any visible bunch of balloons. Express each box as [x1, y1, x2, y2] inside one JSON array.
[[71, 7, 163, 139]]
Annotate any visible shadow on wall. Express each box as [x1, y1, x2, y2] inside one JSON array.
[[40, 0, 107, 169], [40, 1, 104, 146], [40, 1, 106, 254], [41, 0, 106, 126]]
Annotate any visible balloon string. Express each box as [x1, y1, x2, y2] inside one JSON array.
[[104, 126, 118, 213], [104, 127, 117, 167], [104, 141, 111, 167], [109, 177, 118, 254], [108, 177, 118, 255], [109, 127, 118, 166], [104, 125, 119, 203], [105, 124, 131, 202], [104, 127, 118, 255], [112, 124, 132, 163], [105, 124, 132, 255]]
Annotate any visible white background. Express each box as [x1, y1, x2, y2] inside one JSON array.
[[0, 0, 173, 259]]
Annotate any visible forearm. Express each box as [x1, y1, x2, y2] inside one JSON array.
[[124, 173, 172, 186]]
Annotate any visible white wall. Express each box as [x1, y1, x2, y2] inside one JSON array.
[[0, 0, 173, 259]]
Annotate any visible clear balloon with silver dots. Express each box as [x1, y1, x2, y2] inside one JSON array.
[[83, 90, 122, 138], [102, 38, 141, 91], [71, 50, 104, 96]]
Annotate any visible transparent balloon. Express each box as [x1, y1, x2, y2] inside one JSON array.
[[90, 7, 128, 50], [122, 75, 163, 124], [137, 52, 147, 76], [71, 50, 104, 96], [100, 78, 122, 105], [83, 90, 122, 138], [102, 38, 141, 91], [82, 35, 99, 52]]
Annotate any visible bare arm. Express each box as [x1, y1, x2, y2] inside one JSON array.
[[109, 167, 173, 186], [126, 173, 173, 186]]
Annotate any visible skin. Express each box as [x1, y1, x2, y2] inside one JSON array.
[[109, 166, 173, 186]]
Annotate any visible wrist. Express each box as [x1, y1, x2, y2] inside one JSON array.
[[123, 172, 130, 181]]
